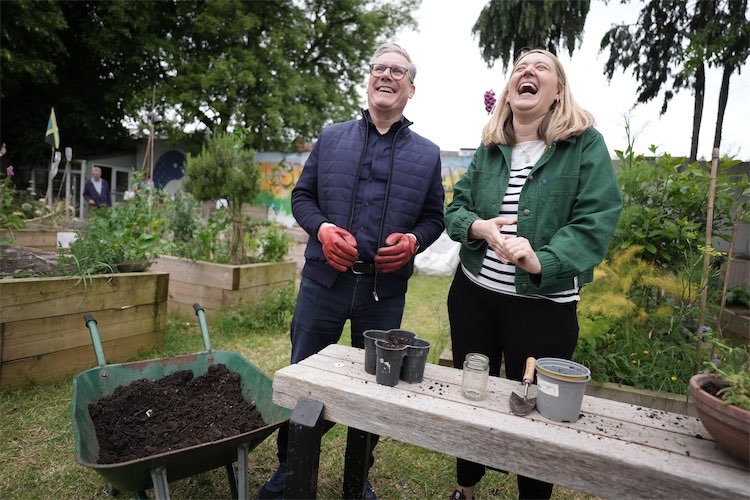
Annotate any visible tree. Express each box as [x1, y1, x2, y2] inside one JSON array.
[[472, 0, 590, 70], [0, 0, 418, 179], [182, 131, 260, 265], [600, 0, 749, 161], [137, 0, 418, 152]]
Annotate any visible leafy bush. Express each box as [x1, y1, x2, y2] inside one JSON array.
[[574, 246, 720, 394], [57, 185, 173, 275], [610, 128, 747, 268]]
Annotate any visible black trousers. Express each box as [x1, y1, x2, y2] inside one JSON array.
[[447, 268, 579, 499]]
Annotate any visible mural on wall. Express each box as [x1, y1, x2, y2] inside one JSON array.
[[255, 150, 472, 218], [153, 150, 186, 194], [144, 148, 473, 219]]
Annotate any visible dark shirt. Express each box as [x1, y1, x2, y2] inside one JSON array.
[[83, 178, 112, 207]]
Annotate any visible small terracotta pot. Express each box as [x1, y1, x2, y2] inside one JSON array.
[[689, 373, 750, 464]]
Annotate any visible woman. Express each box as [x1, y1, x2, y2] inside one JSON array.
[[444, 49, 622, 499]]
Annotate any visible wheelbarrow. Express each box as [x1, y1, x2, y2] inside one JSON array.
[[71, 304, 290, 499]]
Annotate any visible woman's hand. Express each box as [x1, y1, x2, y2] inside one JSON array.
[[497, 236, 542, 275], [469, 217, 541, 275], [469, 217, 516, 247]]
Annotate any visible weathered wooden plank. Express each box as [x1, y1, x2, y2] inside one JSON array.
[[297, 349, 723, 464], [0, 331, 164, 389], [166, 279, 225, 311], [0, 230, 59, 252], [272, 345, 749, 499], [150, 256, 238, 290], [0, 273, 168, 323], [2, 303, 164, 361], [235, 261, 296, 290]]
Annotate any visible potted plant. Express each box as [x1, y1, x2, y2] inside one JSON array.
[[689, 336, 750, 463]]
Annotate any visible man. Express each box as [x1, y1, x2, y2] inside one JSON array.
[[257, 42, 445, 499], [82, 166, 112, 208]]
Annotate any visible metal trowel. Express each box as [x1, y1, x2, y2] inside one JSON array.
[[509, 357, 537, 416]]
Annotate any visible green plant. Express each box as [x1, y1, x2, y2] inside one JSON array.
[[183, 131, 261, 264], [725, 285, 750, 309], [0, 166, 25, 234], [57, 185, 173, 275], [244, 219, 293, 263], [574, 246, 720, 394], [610, 125, 747, 268], [703, 335, 750, 410]]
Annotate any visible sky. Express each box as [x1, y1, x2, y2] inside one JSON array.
[[382, 0, 750, 160]]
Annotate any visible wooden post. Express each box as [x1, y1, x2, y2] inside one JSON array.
[[698, 148, 720, 327]]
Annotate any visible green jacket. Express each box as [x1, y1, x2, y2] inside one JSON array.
[[445, 127, 622, 295]]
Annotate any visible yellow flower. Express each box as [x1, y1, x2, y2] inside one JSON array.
[[671, 375, 677, 381], [643, 349, 649, 356]]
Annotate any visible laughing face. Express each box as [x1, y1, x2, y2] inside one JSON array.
[[505, 51, 561, 119], [367, 52, 414, 116]]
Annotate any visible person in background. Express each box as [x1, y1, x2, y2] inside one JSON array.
[[257, 42, 445, 500], [444, 48, 622, 500], [83, 166, 112, 208]]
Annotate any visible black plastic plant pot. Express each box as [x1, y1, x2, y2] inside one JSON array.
[[401, 338, 431, 383], [375, 340, 407, 387], [363, 330, 389, 375]]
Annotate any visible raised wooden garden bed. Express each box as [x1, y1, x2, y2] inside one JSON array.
[[0, 229, 78, 252], [0, 272, 169, 390], [150, 255, 296, 319]]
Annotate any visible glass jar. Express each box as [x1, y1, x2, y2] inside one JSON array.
[[462, 353, 490, 400]]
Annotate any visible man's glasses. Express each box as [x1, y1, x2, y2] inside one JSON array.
[[369, 63, 410, 81]]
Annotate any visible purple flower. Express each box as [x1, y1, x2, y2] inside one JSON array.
[[6, 166, 13, 176], [697, 325, 711, 334], [484, 90, 496, 114], [711, 358, 721, 366]]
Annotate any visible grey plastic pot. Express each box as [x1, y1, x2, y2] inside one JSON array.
[[363, 330, 389, 375], [375, 339, 408, 387], [401, 338, 431, 383]]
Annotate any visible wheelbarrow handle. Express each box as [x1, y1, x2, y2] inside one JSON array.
[[83, 313, 107, 367], [193, 303, 212, 353]]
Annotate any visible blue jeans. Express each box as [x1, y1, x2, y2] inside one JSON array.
[[290, 274, 405, 363], [277, 273, 406, 464]]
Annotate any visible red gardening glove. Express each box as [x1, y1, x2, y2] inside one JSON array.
[[319, 225, 358, 272], [375, 233, 417, 273]]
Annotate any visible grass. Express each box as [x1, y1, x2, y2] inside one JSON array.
[[0, 273, 595, 499]]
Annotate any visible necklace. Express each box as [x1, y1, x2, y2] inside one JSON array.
[[521, 146, 532, 164]]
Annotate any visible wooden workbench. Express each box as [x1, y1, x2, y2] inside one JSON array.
[[272, 344, 749, 499]]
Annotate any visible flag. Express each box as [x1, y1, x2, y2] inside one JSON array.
[[45, 107, 60, 149]]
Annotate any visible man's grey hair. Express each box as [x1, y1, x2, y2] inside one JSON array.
[[91, 166, 102, 174], [370, 42, 416, 82]]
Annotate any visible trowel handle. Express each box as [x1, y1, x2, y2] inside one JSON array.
[[522, 357, 536, 383]]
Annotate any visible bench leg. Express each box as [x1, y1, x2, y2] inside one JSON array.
[[285, 397, 325, 499], [343, 428, 372, 500]]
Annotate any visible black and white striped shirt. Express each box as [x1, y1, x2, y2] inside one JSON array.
[[463, 139, 580, 303]]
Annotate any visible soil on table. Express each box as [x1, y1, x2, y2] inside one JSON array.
[[89, 364, 266, 464]]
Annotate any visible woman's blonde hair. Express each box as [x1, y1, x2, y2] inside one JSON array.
[[482, 48, 594, 147]]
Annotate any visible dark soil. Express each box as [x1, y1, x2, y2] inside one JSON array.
[[89, 364, 266, 464], [702, 378, 731, 399], [382, 333, 414, 349]]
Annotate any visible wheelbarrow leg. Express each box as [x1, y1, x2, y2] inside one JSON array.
[[150, 466, 170, 499], [284, 397, 325, 499], [232, 442, 250, 500]]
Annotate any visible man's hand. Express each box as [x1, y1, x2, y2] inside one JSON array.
[[318, 224, 358, 272], [375, 233, 417, 273]]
